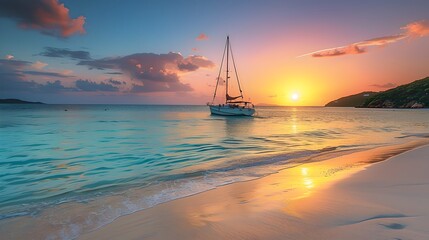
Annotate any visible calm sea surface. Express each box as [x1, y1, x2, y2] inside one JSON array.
[[0, 105, 428, 238]]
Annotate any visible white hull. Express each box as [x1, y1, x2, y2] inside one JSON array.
[[209, 105, 255, 116]]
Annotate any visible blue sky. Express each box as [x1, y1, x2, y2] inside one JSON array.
[[1, 0, 428, 104]]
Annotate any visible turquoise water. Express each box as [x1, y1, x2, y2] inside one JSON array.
[[1, 105, 428, 239]]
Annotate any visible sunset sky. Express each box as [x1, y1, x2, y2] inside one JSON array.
[[1, 0, 428, 105]]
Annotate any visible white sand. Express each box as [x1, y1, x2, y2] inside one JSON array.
[[79, 141, 429, 240], [286, 145, 429, 240]]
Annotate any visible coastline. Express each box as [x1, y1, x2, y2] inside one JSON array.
[[79, 139, 429, 240]]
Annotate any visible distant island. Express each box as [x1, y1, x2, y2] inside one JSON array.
[[256, 103, 280, 107], [0, 99, 44, 104], [325, 76, 429, 108]]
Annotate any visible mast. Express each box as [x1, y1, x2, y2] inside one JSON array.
[[225, 36, 229, 103], [212, 37, 227, 104]]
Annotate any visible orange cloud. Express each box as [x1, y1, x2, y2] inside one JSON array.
[[0, 0, 85, 38], [300, 20, 428, 58], [402, 20, 429, 37], [196, 33, 208, 41]]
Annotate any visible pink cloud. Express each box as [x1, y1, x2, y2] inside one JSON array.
[[78, 52, 215, 93], [300, 20, 428, 58], [0, 0, 85, 38], [312, 44, 366, 57], [31, 61, 48, 69], [5, 55, 14, 60], [356, 35, 407, 47], [369, 82, 396, 89], [196, 33, 208, 41], [183, 55, 214, 68]]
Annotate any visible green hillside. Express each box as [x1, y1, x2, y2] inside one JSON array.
[[362, 77, 429, 108], [325, 77, 429, 108], [325, 92, 378, 107]]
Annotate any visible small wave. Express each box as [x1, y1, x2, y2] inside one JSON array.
[[0, 211, 30, 220], [96, 120, 131, 123], [0, 123, 17, 128], [397, 132, 429, 139]]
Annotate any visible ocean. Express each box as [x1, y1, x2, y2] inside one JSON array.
[[0, 105, 428, 239]]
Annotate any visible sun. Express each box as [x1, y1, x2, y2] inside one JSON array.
[[291, 92, 299, 101]]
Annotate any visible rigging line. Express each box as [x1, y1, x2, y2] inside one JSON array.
[[226, 36, 229, 101], [229, 42, 243, 98], [212, 38, 228, 103]]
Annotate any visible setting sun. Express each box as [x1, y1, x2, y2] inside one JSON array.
[[291, 93, 299, 101]]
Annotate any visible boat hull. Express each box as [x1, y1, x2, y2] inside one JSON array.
[[209, 105, 255, 116]]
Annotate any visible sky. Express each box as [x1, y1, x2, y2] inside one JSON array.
[[0, 0, 428, 105]]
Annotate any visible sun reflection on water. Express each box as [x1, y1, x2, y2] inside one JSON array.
[[301, 167, 314, 189]]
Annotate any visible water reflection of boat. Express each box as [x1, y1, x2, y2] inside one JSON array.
[[208, 36, 255, 116]]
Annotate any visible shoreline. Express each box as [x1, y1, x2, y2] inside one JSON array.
[[0, 144, 379, 240], [1, 139, 422, 240], [79, 139, 429, 240]]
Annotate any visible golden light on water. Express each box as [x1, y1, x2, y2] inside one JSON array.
[[301, 168, 314, 189], [303, 178, 314, 189]]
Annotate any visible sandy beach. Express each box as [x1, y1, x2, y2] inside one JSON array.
[[79, 139, 429, 240]]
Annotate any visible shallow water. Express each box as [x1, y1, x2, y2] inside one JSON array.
[[0, 105, 428, 239]]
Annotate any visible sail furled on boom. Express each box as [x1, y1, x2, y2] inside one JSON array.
[[226, 94, 242, 101]]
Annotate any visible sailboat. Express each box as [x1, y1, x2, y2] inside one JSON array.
[[208, 36, 256, 116]]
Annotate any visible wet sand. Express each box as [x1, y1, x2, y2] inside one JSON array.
[[80, 139, 429, 240]]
